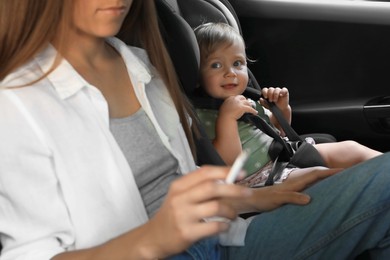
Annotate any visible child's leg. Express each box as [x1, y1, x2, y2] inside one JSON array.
[[286, 166, 330, 181], [314, 140, 382, 168], [222, 153, 390, 259]]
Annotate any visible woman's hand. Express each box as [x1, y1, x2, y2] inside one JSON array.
[[236, 167, 342, 213], [145, 166, 253, 259]]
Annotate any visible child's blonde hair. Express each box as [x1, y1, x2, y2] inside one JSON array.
[[194, 22, 246, 61]]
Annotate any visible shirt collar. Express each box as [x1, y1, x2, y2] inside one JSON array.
[[34, 45, 85, 99], [34, 38, 152, 100], [107, 37, 152, 84]]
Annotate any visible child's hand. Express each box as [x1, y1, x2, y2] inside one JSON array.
[[220, 95, 258, 120], [260, 87, 290, 111]]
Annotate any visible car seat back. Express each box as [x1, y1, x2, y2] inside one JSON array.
[[154, 0, 227, 165]]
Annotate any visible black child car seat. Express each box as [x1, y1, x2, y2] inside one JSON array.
[[152, 0, 336, 160]]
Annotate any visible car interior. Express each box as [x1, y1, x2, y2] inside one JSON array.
[[1, 0, 388, 257], [152, 0, 340, 168], [230, 0, 390, 153], [150, 1, 389, 258], [155, 0, 390, 255], [154, 0, 390, 156]]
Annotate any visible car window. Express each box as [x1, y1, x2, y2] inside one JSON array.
[[231, 0, 390, 25]]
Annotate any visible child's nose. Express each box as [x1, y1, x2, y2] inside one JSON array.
[[225, 67, 237, 77]]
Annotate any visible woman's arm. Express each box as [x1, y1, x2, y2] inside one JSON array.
[[52, 166, 253, 260]]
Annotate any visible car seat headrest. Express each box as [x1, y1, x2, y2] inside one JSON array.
[[155, 0, 200, 97], [160, 0, 182, 15], [177, 0, 229, 29]]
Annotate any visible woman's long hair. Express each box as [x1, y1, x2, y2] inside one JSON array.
[[118, 0, 198, 156], [0, 0, 197, 156], [0, 0, 72, 81]]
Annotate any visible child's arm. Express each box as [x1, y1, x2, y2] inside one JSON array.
[[260, 87, 292, 136], [213, 95, 258, 165]]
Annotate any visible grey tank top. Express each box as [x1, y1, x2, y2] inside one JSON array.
[[110, 108, 179, 217]]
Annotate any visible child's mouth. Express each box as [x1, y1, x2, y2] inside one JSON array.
[[222, 84, 237, 89]]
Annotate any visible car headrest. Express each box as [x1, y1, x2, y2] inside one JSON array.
[[177, 0, 229, 29], [155, 0, 200, 97]]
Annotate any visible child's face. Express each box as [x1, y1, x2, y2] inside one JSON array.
[[200, 40, 248, 100]]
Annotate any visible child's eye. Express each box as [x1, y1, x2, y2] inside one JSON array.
[[210, 62, 222, 69], [233, 60, 244, 67]]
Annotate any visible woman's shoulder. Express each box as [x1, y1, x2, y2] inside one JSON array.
[[0, 44, 56, 88], [0, 60, 42, 88]]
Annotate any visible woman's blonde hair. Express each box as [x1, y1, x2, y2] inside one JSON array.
[[0, 0, 197, 155]]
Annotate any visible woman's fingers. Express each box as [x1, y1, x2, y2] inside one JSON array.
[[170, 169, 253, 218], [170, 166, 229, 193], [249, 186, 312, 212], [192, 192, 245, 220], [155, 166, 252, 237], [250, 167, 342, 212], [185, 181, 252, 204], [171, 166, 252, 200]]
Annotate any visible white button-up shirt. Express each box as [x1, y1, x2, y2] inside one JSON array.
[[0, 38, 197, 260]]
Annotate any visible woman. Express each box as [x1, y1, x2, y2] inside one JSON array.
[[0, 1, 389, 259]]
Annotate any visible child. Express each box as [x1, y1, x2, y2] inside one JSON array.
[[194, 22, 382, 186]]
